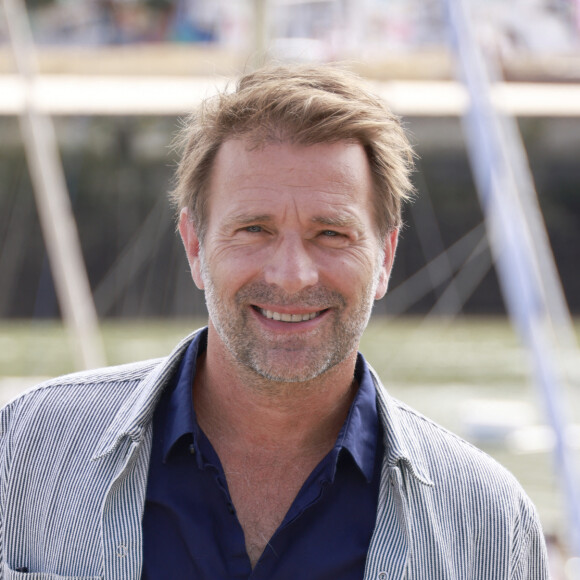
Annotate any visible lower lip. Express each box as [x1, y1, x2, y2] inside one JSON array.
[[250, 307, 330, 332]]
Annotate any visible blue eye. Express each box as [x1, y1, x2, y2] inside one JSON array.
[[245, 225, 262, 233], [322, 230, 339, 236]]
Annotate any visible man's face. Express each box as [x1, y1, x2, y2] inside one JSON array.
[[180, 138, 397, 383]]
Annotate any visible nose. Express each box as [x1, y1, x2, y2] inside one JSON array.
[[263, 233, 319, 294]]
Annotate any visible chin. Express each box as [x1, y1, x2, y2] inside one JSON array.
[[244, 349, 347, 385]]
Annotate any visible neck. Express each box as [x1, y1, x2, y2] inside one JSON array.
[[193, 325, 359, 455]]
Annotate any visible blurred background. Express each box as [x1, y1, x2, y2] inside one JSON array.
[[0, 0, 579, 576]]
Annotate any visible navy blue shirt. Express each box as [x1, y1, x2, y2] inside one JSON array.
[[142, 329, 383, 579]]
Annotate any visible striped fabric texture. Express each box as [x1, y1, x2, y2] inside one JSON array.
[[0, 329, 549, 579]]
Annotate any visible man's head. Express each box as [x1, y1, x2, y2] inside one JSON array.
[[171, 64, 414, 244], [175, 64, 415, 385]]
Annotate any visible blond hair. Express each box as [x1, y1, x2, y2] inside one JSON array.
[[171, 64, 414, 241]]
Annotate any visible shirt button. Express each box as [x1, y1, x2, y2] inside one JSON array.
[[378, 572, 388, 580], [116, 544, 128, 558]]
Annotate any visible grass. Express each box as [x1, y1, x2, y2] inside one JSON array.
[[0, 318, 204, 378], [0, 315, 533, 382]]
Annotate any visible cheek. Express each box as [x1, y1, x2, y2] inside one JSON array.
[[320, 256, 377, 298], [335, 249, 380, 280], [204, 247, 265, 292]]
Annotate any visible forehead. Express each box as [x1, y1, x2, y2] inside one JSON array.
[[207, 138, 374, 217]]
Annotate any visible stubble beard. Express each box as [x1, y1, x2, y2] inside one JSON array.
[[200, 256, 381, 385]]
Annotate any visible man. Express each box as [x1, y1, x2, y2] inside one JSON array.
[[0, 65, 548, 579]]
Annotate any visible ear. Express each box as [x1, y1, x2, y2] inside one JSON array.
[[374, 229, 399, 300], [178, 208, 205, 290]]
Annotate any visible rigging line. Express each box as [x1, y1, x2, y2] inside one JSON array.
[[385, 222, 486, 315], [426, 236, 492, 321], [136, 202, 175, 317], [93, 196, 170, 316], [411, 162, 462, 315], [0, 166, 31, 316], [497, 109, 578, 352]]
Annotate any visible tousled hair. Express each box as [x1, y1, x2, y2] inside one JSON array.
[[171, 64, 415, 242]]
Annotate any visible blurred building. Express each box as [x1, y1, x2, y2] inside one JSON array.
[[0, 0, 577, 56], [0, 0, 579, 319]]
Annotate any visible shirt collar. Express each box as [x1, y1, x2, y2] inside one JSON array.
[[93, 326, 433, 488], [370, 365, 435, 487], [160, 328, 207, 462], [159, 329, 379, 481], [334, 353, 380, 483]]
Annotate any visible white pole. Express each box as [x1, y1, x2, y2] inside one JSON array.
[[444, 0, 580, 557], [2, 0, 106, 370], [252, 0, 269, 67]]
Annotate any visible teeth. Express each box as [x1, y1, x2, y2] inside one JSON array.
[[260, 308, 320, 322]]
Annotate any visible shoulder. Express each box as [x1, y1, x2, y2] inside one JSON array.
[[393, 397, 521, 487], [0, 358, 163, 437], [390, 397, 542, 531], [0, 328, 204, 446], [368, 361, 525, 495], [370, 396, 548, 576]]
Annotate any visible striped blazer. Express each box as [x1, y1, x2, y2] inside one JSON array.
[[0, 329, 549, 579]]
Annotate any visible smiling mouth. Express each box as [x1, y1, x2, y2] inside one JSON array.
[[255, 307, 325, 322]]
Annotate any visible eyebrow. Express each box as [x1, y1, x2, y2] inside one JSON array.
[[223, 214, 274, 228], [311, 215, 362, 229], [223, 213, 363, 230]]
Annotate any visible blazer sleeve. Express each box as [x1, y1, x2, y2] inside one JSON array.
[[511, 493, 550, 580], [0, 401, 14, 580]]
